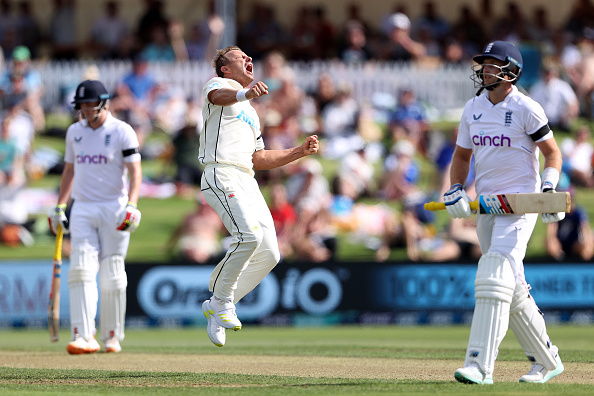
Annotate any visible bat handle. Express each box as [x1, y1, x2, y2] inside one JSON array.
[[424, 201, 479, 211]]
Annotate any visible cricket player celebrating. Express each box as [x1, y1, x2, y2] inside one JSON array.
[[445, 41, 565, 384], [48, 80, 142, 354], [199, 46, 319, 347]]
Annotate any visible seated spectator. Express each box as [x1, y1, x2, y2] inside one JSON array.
[[88, 0, 130, 59], [285, 158, 331, 215], [381, 12, 426, 62], [0, 45, 44, 131], [166, 194, 225, 263], [388, 88, 429, 154], [15, 1, 42, 58], [259, 51, 287, 96], [403, 212, 481, 263], [412, 1, 451, 47], [259, 68, 305, 148], [171, 119, 201, 197], [140, 19, 188, 63], [110, 55, 157, 146], [239, 3, 284, 60], [0, 91, 34, 181], [529, 62, 579, 131], [546, 189, 593, 261], [48, 0, 78, 60], [0, 111, 24, 187], [333, 142, 375, 200], [431, 126, 475, 196], [560, 125, 594, 187], [379, 139, 420, 200], [312, 5, 337, 59], [186, 0, 224, 61], [319, 82, 361, 159], [340, 21, 372, 64], [0, 111, 28, 230], [290, 6, 318, 61], [292, 206, 337, 262], [269, 183, 298, 259]]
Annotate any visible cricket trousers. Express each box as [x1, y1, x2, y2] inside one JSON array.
[[201, 165, 281, 303]]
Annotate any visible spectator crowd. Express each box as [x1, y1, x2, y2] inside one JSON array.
[[1, 0, 594, 263]]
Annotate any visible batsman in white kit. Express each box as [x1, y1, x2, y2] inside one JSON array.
[[199, 46, 319, 347], [48, 80, 142, 354], [445, 41, 566, 384]]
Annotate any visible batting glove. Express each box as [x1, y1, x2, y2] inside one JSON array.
[[443, 183, 471, 218], [47, 204, 70, 235], [540, 167, 565, 224], [116, 202, 141, 232], [541, 187, 565, 224]]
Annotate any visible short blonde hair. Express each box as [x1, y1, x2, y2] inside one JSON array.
[[213, 46, 241, 77]]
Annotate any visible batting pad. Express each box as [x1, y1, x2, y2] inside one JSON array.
[[99, 255, 127, 342], [465, 253, 515, 375], [509, 282, 557, 370], [68, 244, 99, 341]]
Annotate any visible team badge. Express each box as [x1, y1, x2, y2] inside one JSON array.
[[505, 111, 513, 126]]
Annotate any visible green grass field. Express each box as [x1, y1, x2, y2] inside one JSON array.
[[0, 325, 592, 394]]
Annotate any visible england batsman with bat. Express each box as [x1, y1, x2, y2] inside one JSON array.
[[48, 80, 142, 354], [444, 41, 565, 384]]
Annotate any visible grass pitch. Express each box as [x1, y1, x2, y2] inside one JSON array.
[[0, 325, 592, 394]]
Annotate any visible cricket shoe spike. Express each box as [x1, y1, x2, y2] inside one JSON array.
[[208, 296, 242, 331], [519, 355, 564, 383], [105, 338, 122, 353], [202, 300, 226, 347], [454, 362, 494, 385]]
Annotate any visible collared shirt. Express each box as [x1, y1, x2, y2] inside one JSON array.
[[457, 85, 553, 195], [64, 112, 140, 202], [199, 77, 264, 174]]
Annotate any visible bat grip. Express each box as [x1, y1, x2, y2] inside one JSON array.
[[54, 226, 63, 260], [424, 201, 479, 211]]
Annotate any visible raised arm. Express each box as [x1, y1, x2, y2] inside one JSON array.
[[252, 135, 319, 171], [208, 81, 269, 107]]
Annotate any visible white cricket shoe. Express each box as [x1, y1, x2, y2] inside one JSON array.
[[67, 334, 100, 355], [202, 300, 226, 347], [519, 355, 564, 383], [208, 296, 242, 331], [87, 336, 101, 353], [105, 338, 122, 353], [454, 362, 493, 385]]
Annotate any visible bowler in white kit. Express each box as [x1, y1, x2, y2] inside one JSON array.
[[48, 80, 142, 354], [199, 46, 319, 347], [445, 41, 566, 384]]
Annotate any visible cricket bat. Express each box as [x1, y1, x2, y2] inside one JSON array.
[[424, 192, 571, 214], [48, 225, 63, 342]]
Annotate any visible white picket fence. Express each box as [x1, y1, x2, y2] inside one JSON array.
[[33, 60, 475, 115]]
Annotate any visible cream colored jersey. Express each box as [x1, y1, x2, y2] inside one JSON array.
[[200, 77, 265, 174], [457, 85, 553, 195], [64, 113, 141, 202]]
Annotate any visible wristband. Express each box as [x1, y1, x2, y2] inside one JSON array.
[[56, 204, 67, 210], [236, 89, 249, 102], [127, 201, 137, 208], [541, 167, 559, 191]]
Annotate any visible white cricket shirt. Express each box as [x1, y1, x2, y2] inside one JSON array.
[[64, 112, 141, 202], [457, 85, 553, 195], [199, 77, 264, 174]]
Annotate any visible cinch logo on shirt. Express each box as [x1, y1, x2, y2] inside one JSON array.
[[76, 152, 108, 164], [236, 110, 256, 127], [472, 131, 511, 147]]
